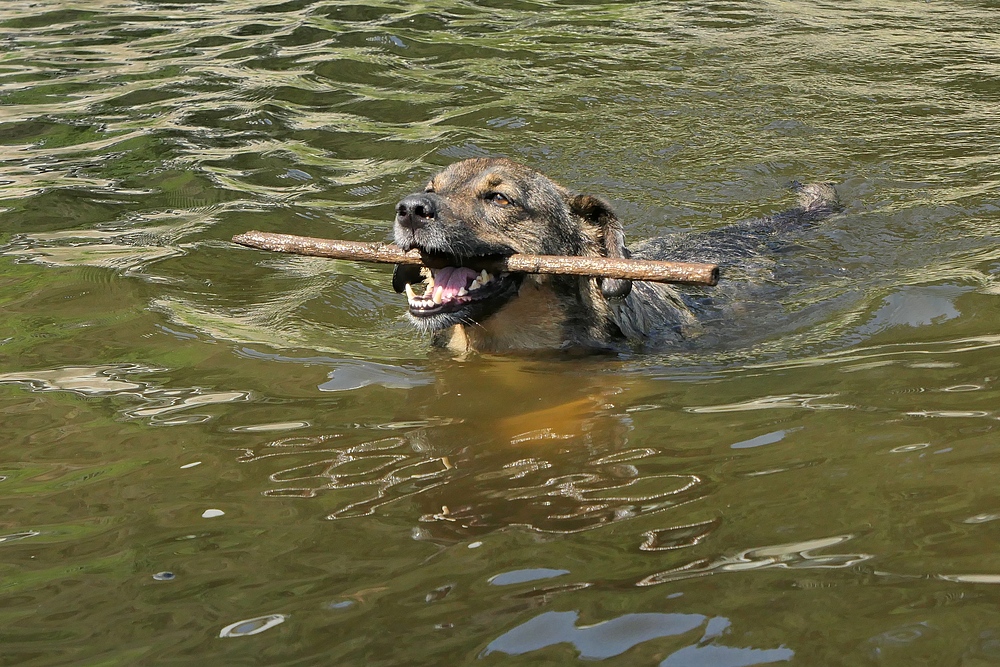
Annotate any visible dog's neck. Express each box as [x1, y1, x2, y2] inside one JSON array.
[[433, 277, 618, 353], [435, 278, 568, 353], [440, 323, 471, 353]]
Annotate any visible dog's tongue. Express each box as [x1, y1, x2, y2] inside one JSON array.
[[435, 266, 478, 301]]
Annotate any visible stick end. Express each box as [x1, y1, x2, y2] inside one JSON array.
[[707, 265, 720, 286], [231, 231, 260, 247]]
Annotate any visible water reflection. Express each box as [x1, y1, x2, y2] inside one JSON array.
[[746, 334, 1000, 372], [858, 285, 968, 333], [0, 364, 149, 395], [939, 574, 1000, 585], [0, 363, 250, 425], [868, 622, 936, 660], [488, 568, 569, 586], [218, 613, 286, 638], [0, 530, 41, 544], [483, 609, 794, 665], [235, 348, 432, 391], [239, 427, 707, 534], [232, 362, 715, 535], [2, 215, 212, 276], [230, 421, 309, 432], [685, 394, 852, 413], [641, 519, 721, 551], [483, 610, 706, 659], [238, 435, 452, 519], [638, 535, 873, 586]]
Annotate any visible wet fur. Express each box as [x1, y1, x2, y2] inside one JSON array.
[[393, 158, 840, 354]]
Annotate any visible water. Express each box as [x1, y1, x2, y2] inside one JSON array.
[[2, 0, 1000, 664]]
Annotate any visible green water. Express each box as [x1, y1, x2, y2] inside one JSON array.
[[3, 0, 1000, 664]]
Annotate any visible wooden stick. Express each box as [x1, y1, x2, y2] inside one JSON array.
[[232, 231, 720, 286]]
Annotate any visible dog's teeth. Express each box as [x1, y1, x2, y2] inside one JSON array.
[[480, 269, 490, 284], [458, 287, 468, 297], [432, 286, 443, 304], [469, 278, 482, 291], [404, 283, 416, 301]]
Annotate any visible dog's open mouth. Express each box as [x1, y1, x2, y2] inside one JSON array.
[[404, 266, 506, 313], [393, 258, 522, 330]]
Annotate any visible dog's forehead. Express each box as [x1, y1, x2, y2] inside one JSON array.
[[428, 158, 559, 197]]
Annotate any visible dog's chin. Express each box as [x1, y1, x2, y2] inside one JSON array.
[[404, 271, 522, 333]]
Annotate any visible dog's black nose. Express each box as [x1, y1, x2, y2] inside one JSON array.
[[395, 194, 437, 231]]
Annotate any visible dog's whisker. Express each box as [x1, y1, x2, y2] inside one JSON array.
[[460, 315, 486, 332]]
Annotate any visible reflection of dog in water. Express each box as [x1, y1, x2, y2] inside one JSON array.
[[244, 362, 708, 538], [392, 158, 839, 353]]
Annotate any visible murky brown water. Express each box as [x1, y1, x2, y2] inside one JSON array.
[[3, 1, 1000, 664]]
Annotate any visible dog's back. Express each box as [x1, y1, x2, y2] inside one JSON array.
[[610, 182, 841, 348]]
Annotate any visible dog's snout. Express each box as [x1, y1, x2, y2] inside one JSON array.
[[396, 194, 437, 230]]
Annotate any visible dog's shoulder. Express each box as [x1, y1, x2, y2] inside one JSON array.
[[606, 279, 698, 347]]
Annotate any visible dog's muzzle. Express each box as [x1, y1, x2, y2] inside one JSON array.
[[395, 194, 437, 239], [391, 192, 523, 332]]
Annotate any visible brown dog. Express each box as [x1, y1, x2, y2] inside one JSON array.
[[392, 158, 838, 354]]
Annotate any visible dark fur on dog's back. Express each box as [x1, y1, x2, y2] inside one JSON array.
[[612, 182, 841, 344], [392, 159, 840, 353]]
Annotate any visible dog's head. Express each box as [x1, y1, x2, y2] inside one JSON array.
[[392, 158, 631, 340]]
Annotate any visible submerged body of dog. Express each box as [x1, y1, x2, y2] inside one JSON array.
[[392, 158, 839, 353]]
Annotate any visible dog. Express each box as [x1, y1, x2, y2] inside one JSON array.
[[392, 158, 839, 354]]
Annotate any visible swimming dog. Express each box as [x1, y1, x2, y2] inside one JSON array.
[[392, 158, 839, 354]]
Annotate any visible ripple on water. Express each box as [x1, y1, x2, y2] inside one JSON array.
[[0, 364, 258, 427], [488, 568, 570, 586], [889, 443, 931, 453], [230, 421, 309, 432], [686, 394, 852, 413], [218, 614, 286, 638], [235, 428, 706, 534], [638, 534, 873, 586], [640, 518, 721, 551], [0, 531, 41, 544], [0, 365, 149, 396], [235, 349, 433, 389]]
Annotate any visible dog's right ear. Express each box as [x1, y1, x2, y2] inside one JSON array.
[[568, 194, 632, 299]]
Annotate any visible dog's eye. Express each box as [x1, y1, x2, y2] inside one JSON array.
[[487, 192, 511, 207]]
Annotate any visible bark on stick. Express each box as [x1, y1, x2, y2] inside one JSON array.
[[232, 231, 719, 286]]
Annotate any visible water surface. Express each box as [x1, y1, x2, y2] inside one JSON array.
[[3, 1, 1000, 664]]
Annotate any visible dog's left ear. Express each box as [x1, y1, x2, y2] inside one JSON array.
[[568, 194, 632, 299]]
